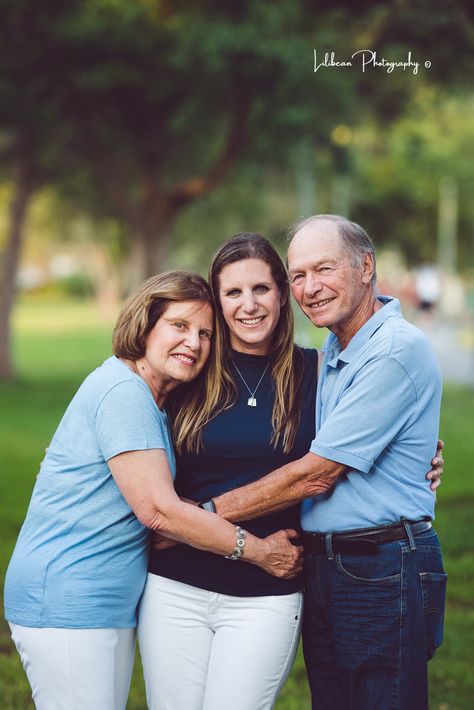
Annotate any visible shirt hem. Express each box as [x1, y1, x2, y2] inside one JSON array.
[[146, 570, 303, 597], [5, 612, 137, 629]]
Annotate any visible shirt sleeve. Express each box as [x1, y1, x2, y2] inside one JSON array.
[[95, 379, 170, 462], [310, 356, 418, 472]]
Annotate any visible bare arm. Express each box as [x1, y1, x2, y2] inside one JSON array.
[[212, 437, 445, 521], [213, 451, 346, 522], [108, 448, 302, 578]]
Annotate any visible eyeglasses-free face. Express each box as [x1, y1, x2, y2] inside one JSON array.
[[217, 258, 285, 356]]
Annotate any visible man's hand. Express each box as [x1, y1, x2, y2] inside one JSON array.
[[426, 439, 444, 491], [257, 529, 303, 580]]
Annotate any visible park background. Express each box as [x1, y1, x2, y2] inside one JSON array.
[[0, 2, 473, 707]]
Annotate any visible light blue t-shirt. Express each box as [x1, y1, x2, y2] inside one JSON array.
[[4, 356, 175, 628], [301, 298, 442, 532]]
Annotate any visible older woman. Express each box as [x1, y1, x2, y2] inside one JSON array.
[[4, 270, 301, 710]]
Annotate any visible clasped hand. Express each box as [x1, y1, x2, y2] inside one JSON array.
[[259, 528, 304, 579]]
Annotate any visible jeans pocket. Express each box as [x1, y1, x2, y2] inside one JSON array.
[[336, 555, 401, 584], [420, 571, 447, 659]]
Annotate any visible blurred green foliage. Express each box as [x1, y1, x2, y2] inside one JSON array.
[[1, 0, 473, 275], [1, 0, 474, 377]]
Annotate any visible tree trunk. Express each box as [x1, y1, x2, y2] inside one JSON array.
[[126, 212, 173, 291], [0, 161, 36, 379], [84, 242, 121, 318]]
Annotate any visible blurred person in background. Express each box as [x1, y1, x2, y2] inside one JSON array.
[[4, 271, 301, 710], [415, 264, 442, 314], [415, 264, 442, 328]]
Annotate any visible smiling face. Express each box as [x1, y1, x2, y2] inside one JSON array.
[[288, 219, 375, 346], [217, 258, 285, 355], [142, 300, 213, 394]]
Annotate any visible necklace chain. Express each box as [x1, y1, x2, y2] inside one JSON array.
[[232, 360, 270, 407]]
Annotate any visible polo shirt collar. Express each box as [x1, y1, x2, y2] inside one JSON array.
[[326, 296, 401, 366]]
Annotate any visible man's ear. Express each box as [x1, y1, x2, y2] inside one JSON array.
[[361, 252, 375, 285]]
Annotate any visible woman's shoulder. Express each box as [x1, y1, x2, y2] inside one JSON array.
[[296, 345, 319, 366], [79, 357, 129, 393], [78, 357, 156, 412], [86, 356, 140, 388], [293, 345, 319, 386]]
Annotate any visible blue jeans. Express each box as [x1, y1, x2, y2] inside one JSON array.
[[302, 528, 447, 710]]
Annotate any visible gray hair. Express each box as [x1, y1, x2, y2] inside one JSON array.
[[288, 214, 377, 288]]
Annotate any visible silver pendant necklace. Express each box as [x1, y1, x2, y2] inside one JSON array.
[[232, 360, 270, 407]]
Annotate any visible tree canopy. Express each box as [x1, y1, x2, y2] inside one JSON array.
[[0, 0, 473, 376]]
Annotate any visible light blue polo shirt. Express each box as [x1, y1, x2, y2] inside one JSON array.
[[301, 297, 442, 532], [4, 356, 175, 628]]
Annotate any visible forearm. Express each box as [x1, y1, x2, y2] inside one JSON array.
[[213, 452, 346, 522], [145, 499, 267, 566], [109, 448, 302, 578], [108, 449, 266, 566]]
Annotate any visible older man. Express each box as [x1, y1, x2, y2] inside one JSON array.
[[205, 215, 446, 709]]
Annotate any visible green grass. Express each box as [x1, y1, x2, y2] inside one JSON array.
[[1, 299, 473, 709]]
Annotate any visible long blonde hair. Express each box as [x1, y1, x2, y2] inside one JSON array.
[[169, 234, 305, 455]]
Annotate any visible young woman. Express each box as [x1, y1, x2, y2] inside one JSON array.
[[138, 234, 444, 710], [4, 271, 301, 710]]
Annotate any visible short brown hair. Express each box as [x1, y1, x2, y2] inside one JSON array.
[[113, 271, 212, 360]]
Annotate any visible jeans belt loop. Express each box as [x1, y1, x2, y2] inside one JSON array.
[[401, 518, 417, 551], [325, 532, 335, 560]]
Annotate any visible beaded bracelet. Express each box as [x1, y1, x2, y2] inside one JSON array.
[[225, 525, 247, 560]]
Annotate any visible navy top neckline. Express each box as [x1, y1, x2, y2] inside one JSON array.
[[230, 347, 272, 364]]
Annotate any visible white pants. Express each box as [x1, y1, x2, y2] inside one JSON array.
[[138, 574, 303, 710], [9, 624, 136, 710]]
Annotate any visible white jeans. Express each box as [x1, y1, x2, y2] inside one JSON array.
[[138, 573, 303, 710], [9, 624, 135, 710]]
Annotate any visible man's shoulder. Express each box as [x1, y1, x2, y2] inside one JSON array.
[[383, 314, 434, 353], [367, 315, 440, 381]]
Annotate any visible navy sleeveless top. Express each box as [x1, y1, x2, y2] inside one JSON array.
[[148, 347, 318, 596]]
